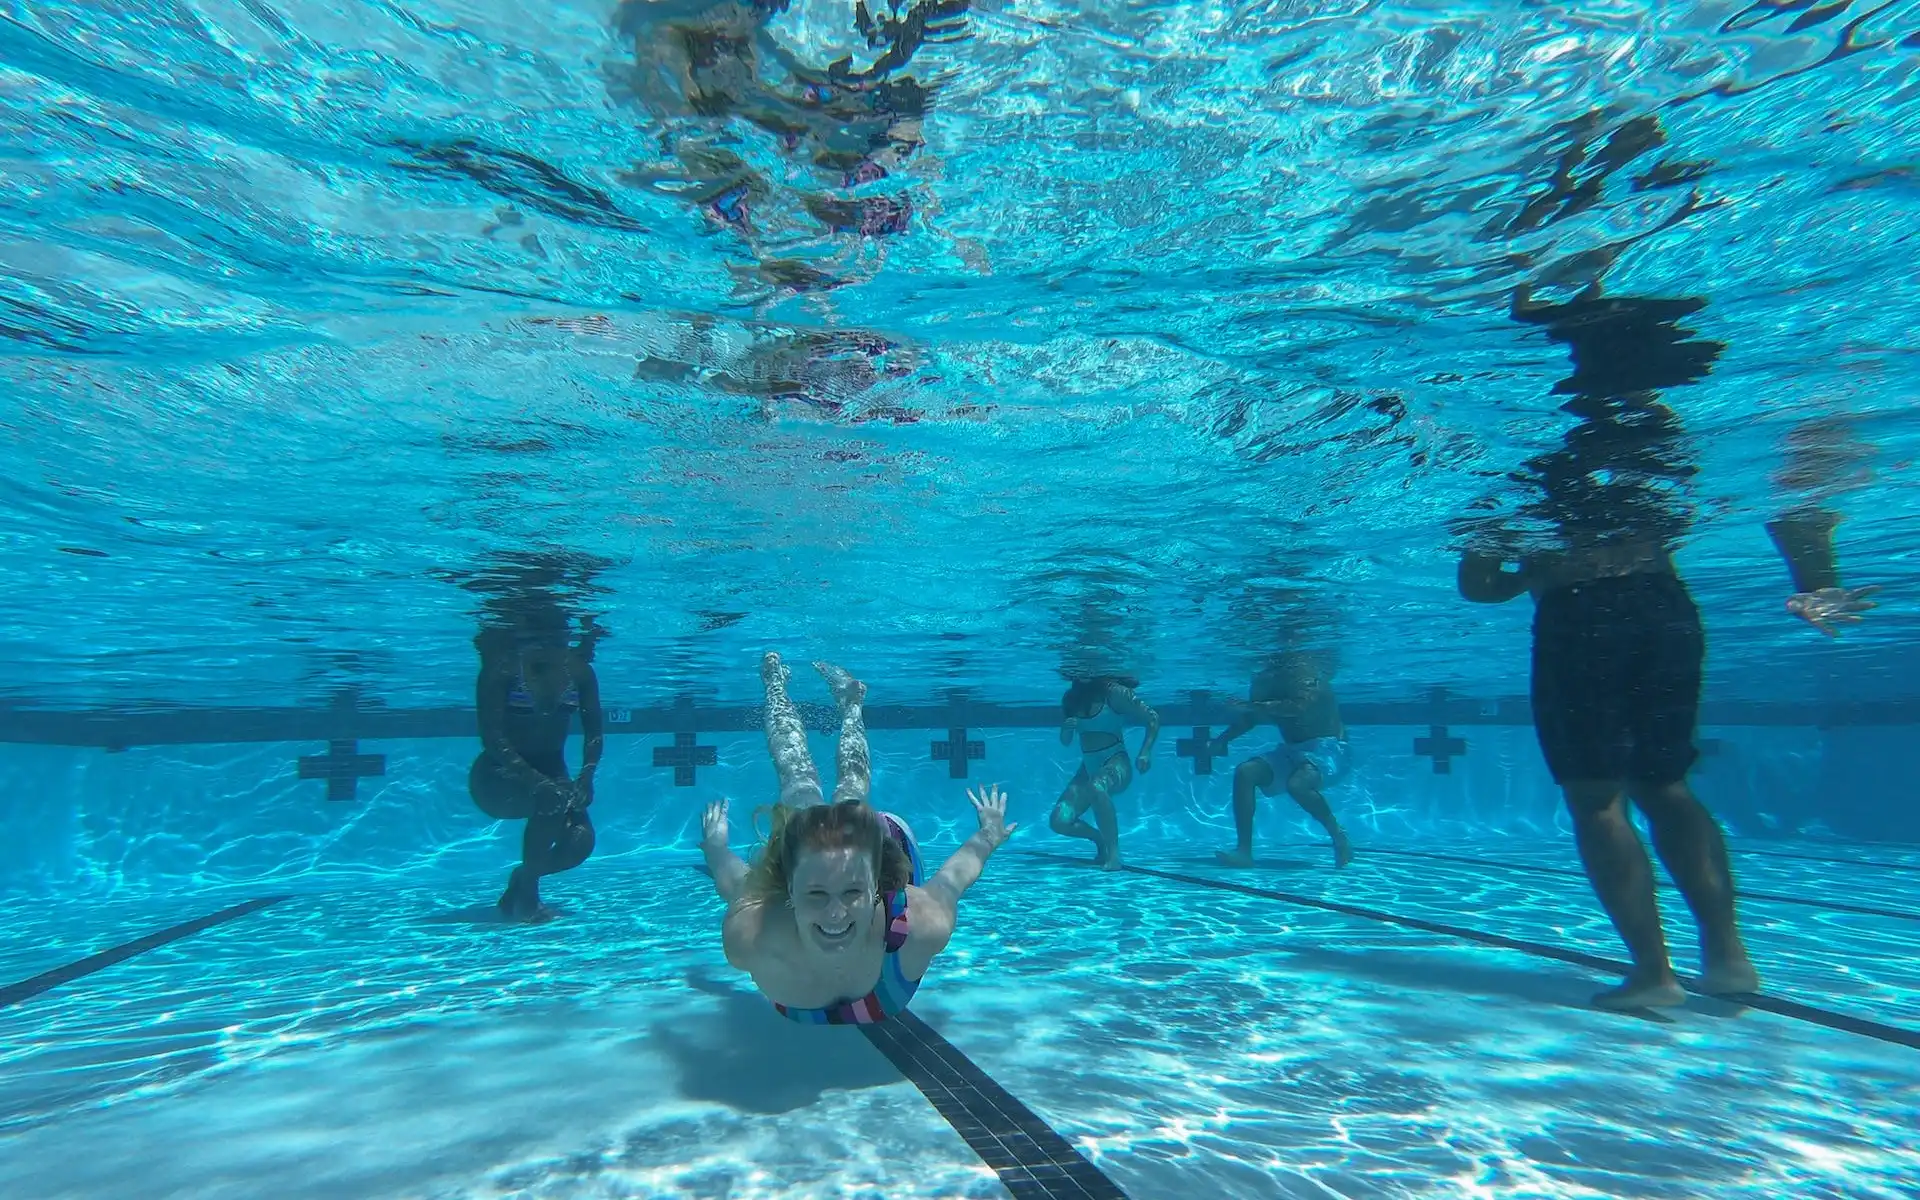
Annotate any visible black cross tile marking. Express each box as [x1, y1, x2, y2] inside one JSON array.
[[1174, 689, 1217, 775], [653, 730, 717, 786], [930, 688, 986, 779], [653, 696, 718, 786], [931, 726, 986, 778], [297, 739, 385, 801], [1413, 686, 1466, 774]]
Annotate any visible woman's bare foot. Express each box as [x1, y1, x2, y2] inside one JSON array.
[[1216, 848, 1255, 868], [1592, 971, 1688, 1011], [1332, 831, 1354, 868], [762, 651, 790, 687], [812, 660, 865, 708], [497, 867, 550, 923]]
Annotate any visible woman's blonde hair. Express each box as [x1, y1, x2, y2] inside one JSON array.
[[743, 800, 912, 906]]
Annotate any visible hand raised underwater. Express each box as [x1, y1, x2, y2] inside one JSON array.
[[966, 783, 1016, 848], [1788, 585, 1880, 636], [701, 798, 731, 850]]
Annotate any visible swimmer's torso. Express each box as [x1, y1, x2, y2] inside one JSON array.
[[1076, 696, 1129, 760], [1251, 669, 1344, 744]]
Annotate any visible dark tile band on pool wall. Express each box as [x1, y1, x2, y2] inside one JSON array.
[[1088, 858, 1920, 1054], [0, 896, 289, 1010], [864, 1011, 1132, 1200], [4, 692, 1919, 749]]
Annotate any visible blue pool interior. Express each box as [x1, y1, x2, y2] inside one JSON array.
[[6, 0, 1920, 1195], [4, 727, 1920, 1198]]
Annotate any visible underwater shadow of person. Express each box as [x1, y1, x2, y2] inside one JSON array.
[[1284, 943, 1599, 1011], [648, 967, 904, 1114]]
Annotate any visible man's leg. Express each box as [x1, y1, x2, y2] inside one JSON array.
[[1565, 780, 1685, 1009], [1217, 757, 1274, 868], [1631, 780, 1758, 994], [1626, 574, 1757, 994], [1284, 760, 1353, 868]]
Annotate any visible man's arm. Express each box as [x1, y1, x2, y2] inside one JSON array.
[[1768, 507, 1879, 635], [1767, 508, 1842, 593], [1213, 711, 1259, 749]]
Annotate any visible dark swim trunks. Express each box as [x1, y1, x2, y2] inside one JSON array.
[[1530, 572, 1703, 786]]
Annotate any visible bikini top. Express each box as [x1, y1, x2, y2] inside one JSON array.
[[506, 672, 578, 713], [1077, 696, 1129, 743]]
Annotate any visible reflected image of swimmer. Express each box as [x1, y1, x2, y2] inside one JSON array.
[[1051, 675, 1159, 871], [698, 652, 1013, 1024], [468, 606, 605, 922], [1209, 653, 1355, 869]]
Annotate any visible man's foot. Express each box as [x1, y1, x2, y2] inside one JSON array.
[[1592, 972, 1688, 1011], [1698, 954, 1761, 997], [1331, 831, 1354, 869], [812, 660, 866, 708], [1216, 848, 1255, 868], [761, 651, 790, 688]]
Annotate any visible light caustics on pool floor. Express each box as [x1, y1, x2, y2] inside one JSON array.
[[1, 839, 1917, 1200]]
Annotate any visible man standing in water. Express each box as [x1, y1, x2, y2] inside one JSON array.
[[1210, 653, 1355, 869], [1456, 284, 1877, 1010]]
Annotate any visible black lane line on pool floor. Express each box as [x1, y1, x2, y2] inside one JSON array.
[[864, 1010, 1130, 1200], [1364, 847, 1920, 924], [1034, 856, 1920, 1054], [0, 896, 290, 1010], [1726, 845, 1920, 874]]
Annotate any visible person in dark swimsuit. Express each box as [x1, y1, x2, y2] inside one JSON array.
[[1456, 283, 1873, 1010], [470, 607, 606, 922], [1051, 675, 1159, 871]]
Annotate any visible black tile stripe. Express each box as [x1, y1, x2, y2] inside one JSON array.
[[1053, 856, 1920, 1053], [864, 1010, 1130, 1199], [0, 896, 289, 1009], [1365, 846, 1920, 924], [1724, 846, 1920, 874]]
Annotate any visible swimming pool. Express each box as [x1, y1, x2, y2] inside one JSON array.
[[3, 0, 1918, 1196]]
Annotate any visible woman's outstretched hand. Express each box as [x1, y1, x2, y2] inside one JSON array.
[[967, 783, 1016, 849], [702, 798, 730, 851]]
